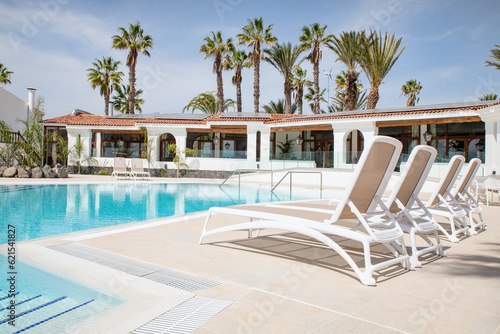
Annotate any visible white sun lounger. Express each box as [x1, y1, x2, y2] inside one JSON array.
[[450, 158, 485, 234], [269, 145, 444, 269], [384, 145, 444, 268], [112, 157, 131, 180], [200, 136, 410, 286], [130, 158, 151, 180], [425, 155, 469, 242]]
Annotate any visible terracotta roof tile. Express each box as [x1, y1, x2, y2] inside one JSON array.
[[43, 114, 136, 126], [43, 101, 499, 127]]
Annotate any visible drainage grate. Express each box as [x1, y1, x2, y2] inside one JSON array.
[[49, 243, 221, 292], [130, 297, 232, 334]]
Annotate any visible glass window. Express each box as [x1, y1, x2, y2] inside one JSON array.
[[98, 131, 144, 158]]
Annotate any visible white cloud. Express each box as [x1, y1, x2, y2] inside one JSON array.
[[434, 66, 462, 79], [421, 25, 465, 42]]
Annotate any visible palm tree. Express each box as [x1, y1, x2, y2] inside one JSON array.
[[334, 70, 363, 94], [237, 17, 277, 113], [327, 31, 364, 111], [113, 84, 144, 113], [200, 31, 234, 114], [112, 22, 153, 114], [304, 86, 327, 113], [485, 45, 500, 71], [291, 66, 311, 114], [225, 50, 252, 113], [299, 23, 333, 114], [479, 93, 498, 101], [330, 90, 368, 112], [87, 56, 123, 115], [0, 63, 13, 86], [183, 91, 235, 114], [262, 99, 297, 114], [264, 42, 304, 114], [401, 79, 423, 106], [360, 31, 405, 110]]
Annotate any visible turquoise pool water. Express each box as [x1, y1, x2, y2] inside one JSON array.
[[0, 255, 122, 333], [0, 183, 329, 243]]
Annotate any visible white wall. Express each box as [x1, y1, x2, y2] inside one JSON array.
[[0, 87, 27, 132]]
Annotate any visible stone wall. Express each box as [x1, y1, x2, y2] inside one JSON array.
[[67, 166, 232, 179]]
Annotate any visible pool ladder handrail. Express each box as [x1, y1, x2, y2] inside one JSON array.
[[271, 171, 323, 192], [219, 169, 274, 189], [220, 169, 323, 194]]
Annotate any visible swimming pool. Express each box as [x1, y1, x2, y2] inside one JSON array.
[[0, 255, 122, 333], [1, 183, 333, 243]]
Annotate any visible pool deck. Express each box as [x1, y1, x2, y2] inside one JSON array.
[[4, 175, 500, 333]]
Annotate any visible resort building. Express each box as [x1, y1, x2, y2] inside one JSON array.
[[43, 100, 500, 175], [0, 87, 33, 133]]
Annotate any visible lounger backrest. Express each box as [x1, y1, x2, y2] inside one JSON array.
[[452, 158, 481, 198], [426, 155, 465, 206], [386, 145, 437, 212], [330, 136, 402, 221], [131, 158, 143, 172], [114, 157, 127, 172]]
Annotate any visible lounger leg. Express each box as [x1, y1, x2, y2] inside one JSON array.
[[361, 241, 376, 286], [436, 222, 459, 243], [199, 211, 213, 244], [434, 231, 445, 256], [468, 211, 478, 235], [409, 228, 421, 269]]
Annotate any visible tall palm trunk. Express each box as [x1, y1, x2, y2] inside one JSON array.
[[407, 94, 416, 106], [104, 94, 110, 116], [253, 56, 260, 113], [128, 63, 136, 114], [236, 74, 242, 113], [346, 68, 358, 111], [284, 79, 292, 114], [216, 60, 224, 114], [367, 87, 379, 110], [297, 93, 303, 114], [313, 55, 319, 114]]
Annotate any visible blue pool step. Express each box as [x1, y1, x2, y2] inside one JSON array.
[[0, 292, 99, 334], [13, 299, 94, 334], [0, 292, 19, 301], [0, 296, 67, 325], [0, 295, 41, 312]]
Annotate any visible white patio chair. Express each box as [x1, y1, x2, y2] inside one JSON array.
[[475, 174, 500, 206], [424, 155, 469, 242], [200, 136, 410, 286], [450, 158, 486, 233], [112, 157, 131, 180], [130, 158, 151, 180]]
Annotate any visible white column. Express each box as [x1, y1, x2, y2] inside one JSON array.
[[147, 134, 159, 168], [480, 108, 500, 174], [332, 121, 376, 169], [95, 132, 101, 157], [333, 127, 346, 169], [67, 128, 92, 166], [260, 128, 271, 169], [246, 125, 259, 169]]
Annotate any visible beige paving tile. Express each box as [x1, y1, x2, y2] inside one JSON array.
[[202, 289, 340, 334], [311, 316, 406, 334], [354, 290, 500, 334], [41, 197, 500, 334], [193, 327, 219, 334]]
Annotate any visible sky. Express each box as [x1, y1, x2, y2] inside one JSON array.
[[0, 0, 499, 119]]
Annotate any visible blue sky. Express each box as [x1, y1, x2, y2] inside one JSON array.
[[0, 0, 499, 118]]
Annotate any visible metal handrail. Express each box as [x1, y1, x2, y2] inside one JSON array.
[[219, 169, 274, 188], [271, 171, 322, 192]]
